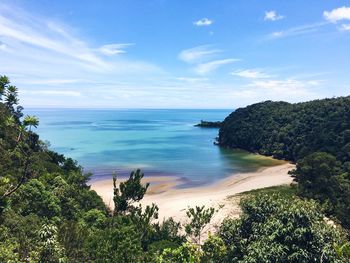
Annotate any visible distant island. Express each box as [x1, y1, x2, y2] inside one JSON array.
[[195, 120, 222, 128]]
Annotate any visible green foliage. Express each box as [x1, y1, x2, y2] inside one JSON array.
[[80, 208, 107, 229], [334, 242, 350, 261], [33, 224, 67, 263], [57, 220, 90, 261], [0, 85, 40, 208], [291, 152, 350, 228], [113, 169, 149, 213], [219, 98, 350, 228], [219, 97, 350, 162], [0, 211, 42, 261], [0, 75, 9, 100], [0, 75, 22, 121], [153, 217, 185, 244], [0, 225, 20, 262], [201, 234, 227, 263], [195, 120, 222, 128], [0, 76, 110, 261], [185, 206, 216, 245], [236, 184, 297, 199], [23, 115, 39, 131], [147, 217, 186, 258], [157, 242, 202, 263], [1, 75, 348, 262], [11, 179, 61, 219], [85, 218, 143, 262], [219, 194, 346, 263], [291, 152, 339, 199], [129, 203, 159, 250]]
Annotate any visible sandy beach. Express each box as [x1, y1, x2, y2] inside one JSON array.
[[90, 163, 295, 226]]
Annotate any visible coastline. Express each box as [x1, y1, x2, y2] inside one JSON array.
[[90, 162, 295, 225]]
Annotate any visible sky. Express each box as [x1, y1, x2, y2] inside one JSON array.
[[0, 0, 349, 109]]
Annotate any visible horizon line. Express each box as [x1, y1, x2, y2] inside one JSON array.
[[24, 107, 234, 110]]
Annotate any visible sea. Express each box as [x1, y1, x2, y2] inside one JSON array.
[[27, 108, 283, 187]]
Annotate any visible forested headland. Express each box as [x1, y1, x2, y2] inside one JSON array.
[[1, 75, 350, 262], [219, 97, 350, 229]]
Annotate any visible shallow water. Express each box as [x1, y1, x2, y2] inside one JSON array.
[[27, 108, 283, 187]]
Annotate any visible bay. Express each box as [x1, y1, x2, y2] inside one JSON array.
[[27, 108, 283, 187]]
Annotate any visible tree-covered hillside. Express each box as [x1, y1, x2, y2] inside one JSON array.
[[219, 97, 350, 163], [219, 97, 350, 228]]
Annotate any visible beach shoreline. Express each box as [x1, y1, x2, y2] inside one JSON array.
[[90, 163, 295, 225]]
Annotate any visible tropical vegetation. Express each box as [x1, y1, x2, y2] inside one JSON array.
[[219, 98, 350, 229], [0, 75, 349, 262]]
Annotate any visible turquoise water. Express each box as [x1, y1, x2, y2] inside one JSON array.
[[27, 109, 282, 187]]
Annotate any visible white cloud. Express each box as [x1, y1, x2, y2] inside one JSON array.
[[22, 89, 82, 97], [245, 78, 322, 98], [193, 18, 213, 26], [324, 6, 350, 23], [264, 11, 284, 21], [0, 13, 111, 70], [0, 41, 7, 51], [179, 45, 240, 76], [0, 3, 162, 74], [178, 45, 221, 63], [0, 2, 342, 109], [195, 59, 239, 75], [269, 22, 327, 39], [18, 78, 91, 85], [229, 80, 318, 106], [271, 31, 283, 37], [176, 77, 208, 83], [231, 69, 270, 79], [229, 78, 320, 104], [268, 7, 350, 39], [339, 23, 350, 31], [0, 2, 168, 108], [98, 43, 134, 56]]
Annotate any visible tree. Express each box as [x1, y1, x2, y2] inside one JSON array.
[[0, 225, 20, 262], [85, 219, 143, 262], [201, 234, 227, 263], [157, 242, 202, 263], [152, 217, 185, 245], [0, 77, 40, 204], [184, 206, 216, 246], [2, 81, 23, 121], [113, 169, 149, 214], [130, 203, 159, 249], [11, 179, 61, 219], [23, 115, 39, 132], [1, 115, 40, 200], [334, 242, 350, 261], [291, 152, 350, 228], [33, 224, 67, 263], [112, 169, 162, 250], [291, 152, 339, 199], [0, 75, 9, 101], [219, 193, 346, 263], [218, 97, 350, 229], [218, 97, 350, 163], [80, 208, 107, 229]]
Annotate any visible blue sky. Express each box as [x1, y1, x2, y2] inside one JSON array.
[[0, 0, 349, 108]]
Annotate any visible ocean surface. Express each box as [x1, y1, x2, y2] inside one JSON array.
[[27, 109, 283, 187]]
